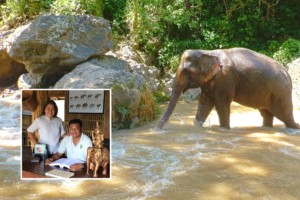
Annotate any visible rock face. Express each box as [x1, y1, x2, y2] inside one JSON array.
[[6, 14, 113, 82], [54, 56, 155, 129], [0, 30, 26, 86], [112, 85, 155, 129], [0, 14, 156, 129], [54, 56, 143, 88], [113, 44, 160, 91], [161, 71, 201, 101], [17, 73, 43, 89], [0, 49, 26, 86]]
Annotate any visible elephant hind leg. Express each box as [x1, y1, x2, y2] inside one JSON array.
[[271, 96, 299, 129], [259, 109, 274, 127], [282, 116, 299, 129]]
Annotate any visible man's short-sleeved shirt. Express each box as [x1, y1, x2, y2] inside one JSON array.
[[57, 133, 92, 162], [27, 115, 65, 154]]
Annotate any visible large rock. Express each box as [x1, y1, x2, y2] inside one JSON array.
[[17, 73, 43, 89], [54, 56, 155, 129], [112, 44, 160, 91], [0, 49, 26, 86], [0, 30, 26, 86], [112, 85, 155, 129], [54, 56, 144, 88], [6, 14, 113, 76]]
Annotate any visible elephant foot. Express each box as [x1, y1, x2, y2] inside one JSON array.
[[155, 127, 164, 133], [286, 122, 300, 129], [194, 119, 205, 127]]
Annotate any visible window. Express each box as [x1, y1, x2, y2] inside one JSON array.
[[54, 100, 65, 121]]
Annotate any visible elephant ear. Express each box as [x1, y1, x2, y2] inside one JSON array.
[[200, 54, 221, 83]]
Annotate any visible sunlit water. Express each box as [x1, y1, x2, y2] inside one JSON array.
[[1, 94, 300, 199]]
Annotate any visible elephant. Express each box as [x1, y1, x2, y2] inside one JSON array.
[[157, 47, 299, 129]]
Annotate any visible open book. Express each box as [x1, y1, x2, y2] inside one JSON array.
[[49, 158, 84, 169], [45, 169, 74, 178]]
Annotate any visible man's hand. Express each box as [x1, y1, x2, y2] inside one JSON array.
[[45, 158, 54, 165], [45, 152, 62, 165]]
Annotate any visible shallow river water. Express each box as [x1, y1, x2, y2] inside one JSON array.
[[1, 98, 300, 200]]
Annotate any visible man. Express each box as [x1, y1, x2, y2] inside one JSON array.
[[45, 119, 92, 171]]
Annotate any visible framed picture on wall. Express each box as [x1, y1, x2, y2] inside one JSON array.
[[69, 90, 104, 113], [34, 144, 47, 154]]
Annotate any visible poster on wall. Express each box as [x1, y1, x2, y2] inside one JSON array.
[[69, 90, 104, 113]]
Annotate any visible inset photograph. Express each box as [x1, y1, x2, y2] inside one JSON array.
[[21, 89, 111, 179]]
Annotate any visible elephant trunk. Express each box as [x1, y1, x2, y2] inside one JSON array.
[[157, 85, 183, 129]]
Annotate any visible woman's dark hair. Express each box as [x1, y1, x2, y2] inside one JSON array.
[[42, 100, 58, 117], [69, 119, 83, 128]]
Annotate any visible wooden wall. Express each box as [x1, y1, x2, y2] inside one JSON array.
[[22, 115, 32, 146], [64, 90, 110, 138]]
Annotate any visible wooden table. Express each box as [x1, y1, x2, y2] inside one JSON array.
[[22, 146, 110, 179]]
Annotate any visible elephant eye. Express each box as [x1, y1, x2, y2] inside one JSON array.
[[185, 56, 191, 62], [183, 61, 191, 69]]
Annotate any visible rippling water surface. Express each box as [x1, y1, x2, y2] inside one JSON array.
[[1, 97, 300, 199]]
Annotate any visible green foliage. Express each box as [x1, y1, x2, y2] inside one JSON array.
[[115, 105, 130, 116], [152, 90, 169, 118], [158, 39, 204, 72], [103, 0, 127, 34], [153, 90, 170, 103], [123, 0, 300, 72], [51, 0, 103, 16], [113, 104, 132, 129], [50, 0, 75, 15], [1, 0, 299, 71], [273, 38, 300, 65], [0, 0, 105, 26], [0, 0, 52, 25]]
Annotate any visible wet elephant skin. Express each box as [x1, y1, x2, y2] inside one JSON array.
[[157, 48, 299, 129]]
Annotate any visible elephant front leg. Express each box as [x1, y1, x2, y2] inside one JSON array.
[[195, 94, 215, 127], [215, 100, 231, 128], [213, 79, 235, 129]]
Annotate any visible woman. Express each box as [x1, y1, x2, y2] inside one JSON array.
[[27, 100, 66, 156]]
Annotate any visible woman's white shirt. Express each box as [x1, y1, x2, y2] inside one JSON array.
[[27, 115, 65, 154]]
